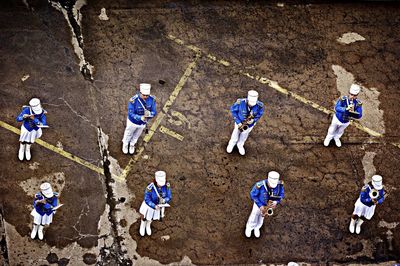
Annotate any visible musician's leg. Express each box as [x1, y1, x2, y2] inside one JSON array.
[[18, 142, 25, 161], [227, 124, 240, 153], [122, 118, 135, 154], [245, 203, 260, 237], [335, 122, 350, 140], [324, 116, 338, 146], [236, 126, 254, 155]]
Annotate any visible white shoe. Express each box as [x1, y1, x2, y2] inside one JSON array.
[[146, 221, 152, 236], [38, 225, 44, 240], [334, 138, 342, 148], [129, 144, 135, 155], [254, 228, 261, 238], [245, 227, 252, 238], [122, 143, 129, 154], [355, 219, 363, 234], [349, 218, 356, 234], [30, 224, 38, 239], [18, 143, 25, 161], [226, 143, 235, 153], [139, 220, 146, 236], [323, 137, 331, 147], [237, 145, 245, 156], [25, 144, 31, 161]]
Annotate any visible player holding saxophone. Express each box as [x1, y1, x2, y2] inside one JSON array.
[[245, 171, 284, 238], [227, 90, 264, 156], [349, 175, 385, 234]]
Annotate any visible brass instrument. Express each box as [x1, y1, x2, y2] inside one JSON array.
[[266, 208, 274, 216], [238, 113, 254, 132], [369, 189, 379, 200]]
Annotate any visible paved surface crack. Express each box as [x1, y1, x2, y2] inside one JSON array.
[[49, 0, 94, 81]]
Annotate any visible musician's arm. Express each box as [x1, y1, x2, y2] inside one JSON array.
[[335, 98, 346, 114], [144, 188, 156, 209], [164, 185, 172, 203], [360, 187, 372, 205], [16, 108, 29, 122], [354, 104, 363, 119], [230, 102, 242, 125], [377, 190, 385, 204], [250, 184, 263, 208], [128, 101, 142, 121], [253, 104, 264, 123]]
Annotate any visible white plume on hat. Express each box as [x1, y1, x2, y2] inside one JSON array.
[[349, 84, 361, 95], [267, 171, 280, 188], [155, 171, 166, 187], [371, 175, 383, 190], [140, 83, 151, 95], [29, 98, 43, 114], [40, 182, 53, 198], [247, 90, 258, 107]]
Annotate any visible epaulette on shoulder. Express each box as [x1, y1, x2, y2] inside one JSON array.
[[53, 192, 59, 197], [340, 96, 347, 101], [255, 181, 263, 189], [35, 192, 42, 198], [361, 184, 369, 191], [150, 94, 156, 101], [129, 95, 139, 103], [279, 180, 284, 185], [356, 99, 362, 105], [236, 99, 243, 104], [257, 101, 264, 107], [166, 182, 170, 187], [146, 183, 154, 191]]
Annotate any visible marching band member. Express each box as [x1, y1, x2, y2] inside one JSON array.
[[349, 175, 385, 234], [16, 98, 48, 161], [30, 183, 59, 240], [226, 90, 264, 156], [245, 171, 284, 238], [138, 171, 172, 236], [122, 83, 157, 154], [324, 84, 363, 147]]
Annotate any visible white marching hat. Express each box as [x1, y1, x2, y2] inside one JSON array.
[[29, 98, 43, 114], [140, 83, 151, 95], [349, 84, 361, 95], [371, 175, 383, 190], [155, 171, 166, 186], [40, 182, 53, 198], [247, 90, 258, 106], [267, 171, 280, 188]]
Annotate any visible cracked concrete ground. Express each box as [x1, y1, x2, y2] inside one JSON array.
[[0, 0, 399, 265]]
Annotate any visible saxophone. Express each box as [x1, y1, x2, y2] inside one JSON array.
[[238, 112, 254, 132]]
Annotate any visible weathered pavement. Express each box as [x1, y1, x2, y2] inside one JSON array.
[[0, 0, 399, 265]]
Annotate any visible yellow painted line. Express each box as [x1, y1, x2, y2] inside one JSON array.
[[166, 34, 399, 148], [159, 125, 184, 141], [119, 56, 199, 180], [0, 120, 105, 176]]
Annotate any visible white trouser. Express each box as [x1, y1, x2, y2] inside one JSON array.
[[353, 198, 376, 220], [122, 118, 146, 145], [325, 115, 350, 141], [228, 123, 254, 147], [245, 203, 264, 231]]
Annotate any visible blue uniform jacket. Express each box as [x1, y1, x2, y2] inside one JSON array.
[[250, 179, 284, 208], [144, 182, 172, 209], [16, 107, 47, 132], [334, 96, 362, 123], [360, 183, 384, 207], [127, 93, 157, 125], [230, 99, 264, 128], [33, 192, 59, 216]]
